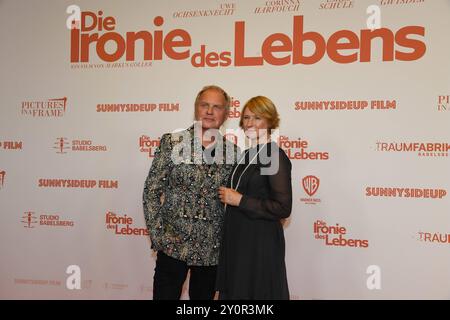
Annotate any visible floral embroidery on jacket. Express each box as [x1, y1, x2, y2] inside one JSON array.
[[143, 125, 237, 266]]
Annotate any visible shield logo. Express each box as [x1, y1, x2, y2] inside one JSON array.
[[302, 175, 320, 197]]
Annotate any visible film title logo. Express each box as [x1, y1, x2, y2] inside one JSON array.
[[139, 135, 160, 158], [301, 175, 321, 204], [228, 97, 241, 118], [38, 179, 118, 189], [366, 187, 447, 199], [0, 170, 5, 189], [96, 103, 179, 112], [105, 211, 149, 236], [68, 10, 426, 67], [0, 141, 23, 150], [294, 99, 396, 111], [319, 0, 354, 10], [417, 231, 450, 245], [21, 212, 74, 228], [314, 220, 369, 248], [21, 97, 67, 117], [254, 0, 301, 14], [437, 95, 449, 112], [278, 136, 329, 160], [53, 137, 107, 153], [376, 142, 449, 157], [173, 2, 235, 18]]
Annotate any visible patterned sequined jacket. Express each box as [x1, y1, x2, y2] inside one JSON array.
[[143, 125, 237, 266]]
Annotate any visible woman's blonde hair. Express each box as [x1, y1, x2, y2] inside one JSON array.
[[239, 96, 280, 131]]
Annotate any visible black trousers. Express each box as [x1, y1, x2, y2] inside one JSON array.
[[153, 251, 217, 300]]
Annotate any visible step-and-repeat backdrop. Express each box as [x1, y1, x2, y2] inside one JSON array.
[[1, 0, 449, 299]]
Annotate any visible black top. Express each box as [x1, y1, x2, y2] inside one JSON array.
[[216, 142, 292, 299]]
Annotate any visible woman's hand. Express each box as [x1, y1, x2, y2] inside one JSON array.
[[218, 187, 243, 207]]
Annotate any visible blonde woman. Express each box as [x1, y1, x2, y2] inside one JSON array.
[[217, 96, 292, 300]]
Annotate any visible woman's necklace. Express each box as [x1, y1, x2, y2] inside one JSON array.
[[224, 143, 268, 211]]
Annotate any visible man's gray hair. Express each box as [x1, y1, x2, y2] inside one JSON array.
[[194, 85, 231, 111]]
